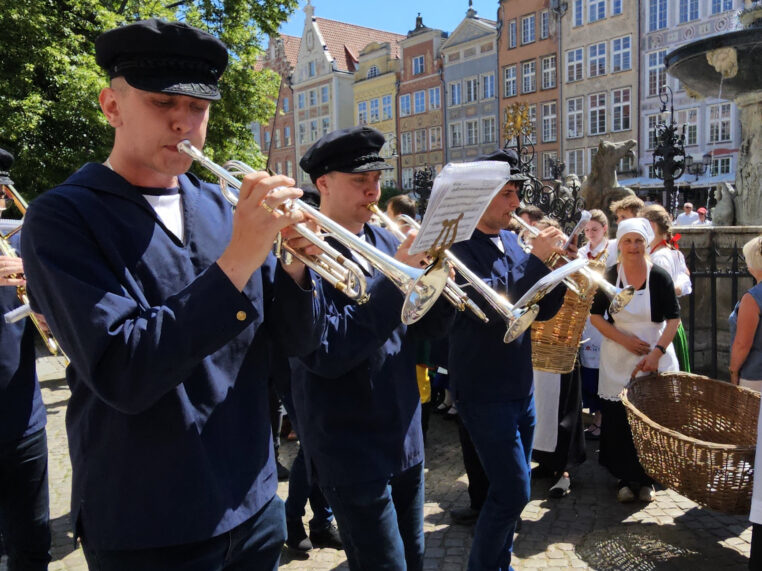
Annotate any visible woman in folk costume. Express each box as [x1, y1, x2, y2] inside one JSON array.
[[590, 218, 680, 504], [577, 209, 613, 439], [641, 204, 692, 372]]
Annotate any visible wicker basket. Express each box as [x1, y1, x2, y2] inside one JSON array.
[[531, 259, 603, 374], [622, 372, 760, 514]]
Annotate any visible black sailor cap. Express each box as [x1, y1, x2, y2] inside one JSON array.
[[300, 126, 393, 181]]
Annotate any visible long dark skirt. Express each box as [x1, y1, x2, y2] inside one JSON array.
[[532, 365, 587, 473], [599, 399, 653, 485]]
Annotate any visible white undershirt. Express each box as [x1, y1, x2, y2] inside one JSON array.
[[490, 236, 505, 253], [142, 194, 184, 241]]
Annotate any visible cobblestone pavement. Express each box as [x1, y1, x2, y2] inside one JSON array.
[[3, 355, 752, 570]]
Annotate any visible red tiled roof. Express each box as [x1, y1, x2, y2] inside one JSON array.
[[280, 34, 301, 67], [314, 17, 405, 72]]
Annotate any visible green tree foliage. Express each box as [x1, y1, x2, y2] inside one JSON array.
[[0, 0, 297, 197]]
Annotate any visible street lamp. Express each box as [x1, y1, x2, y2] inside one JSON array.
[[413, 165, 435, 218], [684, 152, 712, 181], [651, 86, 686, 217]]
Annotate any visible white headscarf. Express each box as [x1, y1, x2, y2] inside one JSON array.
[[616, 217, 654, 245]]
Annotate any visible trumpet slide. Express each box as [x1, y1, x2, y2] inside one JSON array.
[[510, 212, 634, 314], [178, 141, 450, 325]]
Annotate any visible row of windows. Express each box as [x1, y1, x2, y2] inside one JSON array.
[[399, 87, 441, 117], [503, 56, 556, 97], [297, 116, 331, 146], [399, 127, 443, 154], [297, 86, 330, 110], [262, 125, 293, 149], [357, 95, 394, 124], [648, 0, 734, 31], [565, 36, 631, 83], [270, 159, 294, 179], [447, 73, 495, 106], [506, 11, 550, 48], [566, 89, 632, 139], [646, 103, 732, 147], [571, 0, 623, 27], [447, 117, 498, 148]]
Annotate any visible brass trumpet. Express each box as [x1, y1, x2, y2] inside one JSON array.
[[178, 141, 450, 325], [510, 213, 634, 314], [367, 202, 489, 324], [0, 183, 68, 362], [371, 205, 540, 343]]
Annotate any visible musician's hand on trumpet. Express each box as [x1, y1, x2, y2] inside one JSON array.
[[218, 172, 309, 291], [527, 226, 567, 266], [0, 255, 25, 287]]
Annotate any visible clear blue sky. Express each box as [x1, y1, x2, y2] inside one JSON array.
[[278, 0, 500, 38]]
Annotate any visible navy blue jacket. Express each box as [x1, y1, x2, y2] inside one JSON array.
[[0, 232, 45, 444], [447, 229, 566, 403], [20, 163, 324, 550], [290, 224, 454, 487]]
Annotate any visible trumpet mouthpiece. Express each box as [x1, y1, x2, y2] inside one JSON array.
[[177, 140, 202, 159]]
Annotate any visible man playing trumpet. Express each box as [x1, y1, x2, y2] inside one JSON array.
[[290, 126, 454, 571], [446, 149, 572, 571], [20, 19, 325, 570]]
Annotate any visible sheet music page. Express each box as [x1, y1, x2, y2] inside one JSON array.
[[513, 257, 587, 309], [409, 161, 513, 254]]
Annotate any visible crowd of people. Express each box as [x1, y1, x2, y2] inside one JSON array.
[[1, 17, 760, 571]]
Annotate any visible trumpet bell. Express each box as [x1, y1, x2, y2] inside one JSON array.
[[608, 285, 635, 314], [402, 260, 451, 325], [504, 304, 540, 344]]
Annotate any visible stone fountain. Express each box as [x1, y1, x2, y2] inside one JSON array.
[[665, 0, 762, 225]]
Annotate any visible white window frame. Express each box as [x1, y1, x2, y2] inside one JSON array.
[[449, 82, 462, 106], [413, 55, 425, 75], [709, 103, 732, 143], [415, 128, 427, 153], [589, 42, 606, 78], [464, 77, 478, 103], [647, 50, 667, 97], [567, 97, 584, 138], [482, 117, 496, 144], [521, 14, 536, 45], [414, 90, 426, 114], [611, 87, 631, 132], [678, 108, 698, 146], [540, 11, 550, 39], [400, 131, 413, 154], [589, 93, 606, 136], [612, 36, 631, 73], [400, 94, 411, 117], [428, 87, 441, 110], [542, 101, 557, 143], [482, 73, 495, 99], [357, 101, 368, 125], [465, 120, 479, 146], [504, 66, 517, 97], [573, 0, 583, 26], [449, 122, 463, 148], [509, 20, 517, 49], [589, 0, 606, 22], [679, 0, 699, 23], [382, 95, 392, 120], [566, 49, 583, 82], [567, 149, 585, 176], [649, 0, 668, 31], [541, 55, 556, 90], [429, 126, 442, 150], [522, 60, 536, 94]]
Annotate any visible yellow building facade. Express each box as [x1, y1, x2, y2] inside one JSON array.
[[353, 42, 401, 189]]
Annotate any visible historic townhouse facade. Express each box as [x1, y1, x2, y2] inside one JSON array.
[[561, 0, 639, 180], [498, 0, 561, 182], [254, 34, 300, 180], [397, 16, 448, 191], [291, 3, 403, 186], [353, 42, 401, 190], [441, 6, 499, 164], [639, 0, 742, 198]]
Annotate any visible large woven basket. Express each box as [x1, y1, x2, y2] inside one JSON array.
[[531, 259, 603, 374], [622, 372, 760, 514]]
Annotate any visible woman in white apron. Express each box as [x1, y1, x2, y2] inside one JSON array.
[[589, 218, 681, 504]]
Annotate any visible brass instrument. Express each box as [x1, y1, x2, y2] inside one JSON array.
[[372, 205, 541, 343], [510, 213, 634, 314], [177, 141, 451, 325], [367, 202, 489, 324], [0, 183, 68, 362]]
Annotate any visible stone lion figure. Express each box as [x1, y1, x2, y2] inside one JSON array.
[[580, 139, 637, 213], [711, 182, 736, 225]]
